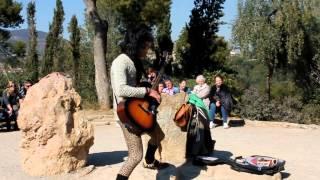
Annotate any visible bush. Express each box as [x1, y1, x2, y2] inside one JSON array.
[[237, 87, 320, 124], [302, 104, 320, 124]]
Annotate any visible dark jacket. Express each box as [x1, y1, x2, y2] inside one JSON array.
[[209, 84, 233, 112]]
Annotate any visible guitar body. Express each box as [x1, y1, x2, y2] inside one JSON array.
[[116, 52, 171, 132], [117, 97, 157, 132]]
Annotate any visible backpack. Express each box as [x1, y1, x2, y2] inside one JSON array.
[[229, 155, 286, 175]]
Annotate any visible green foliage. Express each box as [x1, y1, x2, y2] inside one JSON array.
[[228, 57, 267, 91], [182, 0, 226, 76], [239, 88, 304, 122], [174, 27, 189, 76], [26, 1, 39, 82], [68, 15, 81, 88], [2, 56, 20, 68], [233, 0, 320, 99], [96, 0, 122, 65], [75, 25, 97, 106], [156, 12, 173, 53], [9, 40, 26, 57], [114, 0, 171, 30], [227, 57, 320, 124], [0, 0, 23, 42], [41, 0, 65, 76], [302, 104, 320, 124]]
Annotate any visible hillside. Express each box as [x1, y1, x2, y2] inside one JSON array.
[[9, 29, 48, 53]]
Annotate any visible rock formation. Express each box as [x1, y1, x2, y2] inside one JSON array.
[[143, 92, 188, 163], [18, 72, 94, 176]]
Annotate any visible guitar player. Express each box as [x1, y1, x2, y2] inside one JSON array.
[[110, 25, 169, 180]]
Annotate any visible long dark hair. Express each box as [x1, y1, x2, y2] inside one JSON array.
[[120, 25, 154, 81]]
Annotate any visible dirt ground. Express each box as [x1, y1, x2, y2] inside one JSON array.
[[0, 119, 319, 180]]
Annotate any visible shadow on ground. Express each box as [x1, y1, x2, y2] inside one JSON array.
[[155, 150, 234, 180], [87, 151, 128, 167], [281, 172, 291, 179]]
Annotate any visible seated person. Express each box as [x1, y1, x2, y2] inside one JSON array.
[[147, 67, 158, 85], [0, 97, 8, 128], [179, 79, 191, 94], [19, 80, 33, 104], [192, 75, 210, 108], [158, 82, 165, 94], [1, 81, 19, 130], [208, 75, 233, 129], [162, 79, 179, 95]]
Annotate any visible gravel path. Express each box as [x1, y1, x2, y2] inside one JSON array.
[[1, 120, 319, 180]]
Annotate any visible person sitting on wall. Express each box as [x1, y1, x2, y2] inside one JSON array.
[[179, 79, 191, 94], [192, 75, 210, 108], [1, 81, 19, 131], [208, 75, 234, 129], [18, 80, 33, 104], [162, 79, 179, 95]]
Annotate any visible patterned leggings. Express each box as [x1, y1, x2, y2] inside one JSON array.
[[118, 122, 165, 177]]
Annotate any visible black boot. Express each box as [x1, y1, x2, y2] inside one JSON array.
[[116, 174, 128, 180], [144, 143, 169, 170], [145, 143, 157, 164]]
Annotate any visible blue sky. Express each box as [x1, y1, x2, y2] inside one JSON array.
[[15, 0, 237, 41]]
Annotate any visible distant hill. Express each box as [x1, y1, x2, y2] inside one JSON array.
[[9, 29, 48, 54]]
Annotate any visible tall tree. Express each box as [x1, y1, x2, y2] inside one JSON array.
[[26, 1, 39, 81], [233, 0, 320, 100], [156, 13, 173, 53], [68, 15, 81, 88], [41, 0, 65, 76], [155, 3, 173, 74], [84, 0, 111, 109], [97, 0, 122, 65], [0, 0, 23, 43], [10, 40, 26, 57], [184, 0, 226, 76], [114, 0, 171, 31]]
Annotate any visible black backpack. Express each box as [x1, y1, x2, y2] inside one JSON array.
[[229, 155, 286, 175]]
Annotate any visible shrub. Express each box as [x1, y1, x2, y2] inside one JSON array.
[[237, 87, 320, 124], [302, 104, 320, 124]]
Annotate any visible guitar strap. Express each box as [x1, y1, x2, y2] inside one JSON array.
[[113, 93, 119, 105]]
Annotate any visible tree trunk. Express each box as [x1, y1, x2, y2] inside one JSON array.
[[266, 65, 273, 102], [84, 0, 110, 110]]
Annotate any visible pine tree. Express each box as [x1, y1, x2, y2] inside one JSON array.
[[68, 15, 81, 88], [41, 0, 65, 76], [156, 13, 173, 53], [26, 1, 39, 81], [0, 0, 23, 43], [184, 0, 225, 75], [115, 0, 171, 32], [156, 12, 173, 74]]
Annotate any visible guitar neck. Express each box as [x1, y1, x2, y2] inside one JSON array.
[[151, 54, 170, 90], [151, 68, 165, 90]]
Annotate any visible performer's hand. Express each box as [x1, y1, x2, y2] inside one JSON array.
[[7, 110, 13, 117], [148, 89, 161, 103], [216, 101, 221, 107]]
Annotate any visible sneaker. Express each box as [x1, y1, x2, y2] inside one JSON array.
[[223, 123, 230, 129], [143, 159, 170, 170], [209, 121, 217, 129]]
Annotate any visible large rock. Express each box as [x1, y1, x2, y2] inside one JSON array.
[[18, 72, 94, 176], [143, 93, 188, 164]]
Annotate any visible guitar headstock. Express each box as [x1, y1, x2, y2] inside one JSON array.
[[160, 51, 173, 65]]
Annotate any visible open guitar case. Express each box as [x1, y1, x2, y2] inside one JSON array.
[[192, 154, 286, 176]]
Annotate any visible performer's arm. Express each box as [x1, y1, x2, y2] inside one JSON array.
[[112, 60, 147, 98]]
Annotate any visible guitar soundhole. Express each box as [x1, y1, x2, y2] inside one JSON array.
[[128, 99, 154, 130]]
